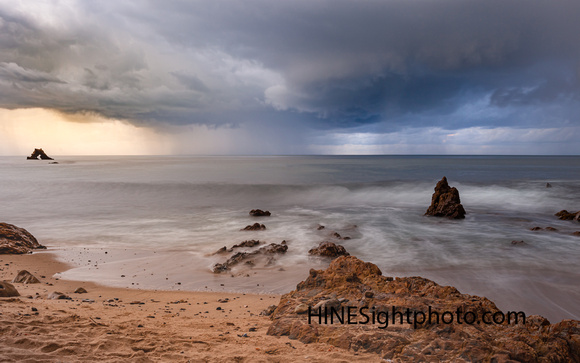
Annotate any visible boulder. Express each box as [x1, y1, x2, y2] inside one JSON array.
[[26, 148, 53, 160], [241, 223, 266, 231], [267, 256, 580, 362], [555, 210, 580, 221], [425, 177, 466, 219], [249, 209, 271, 217], [0, 281, 20, 297], [308, 242, 350, 259], [12, 270, 40, 284], [74, 287, 88, 294], [0, 223, 46, 254]]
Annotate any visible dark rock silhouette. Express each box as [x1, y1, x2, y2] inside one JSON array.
[[0, 281, 20, 297], [26, 148, 53, 160], [546, 183, 552, 188], [555, 210, 580, 221], [425, 177, 466, 219], [267, 256, 580, 362], [308, 242, 350, 259], [0, 223, 46, 254], [241, 223, 266, 231], [12, 270, 40, 284], [249, 209, 271, 217]]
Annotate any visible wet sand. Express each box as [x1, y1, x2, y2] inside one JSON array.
[[0, 251, 382, 362]]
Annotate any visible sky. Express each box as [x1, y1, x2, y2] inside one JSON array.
[[0, 0, 579, 155]]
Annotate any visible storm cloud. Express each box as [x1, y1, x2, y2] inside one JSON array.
[[1, 0, 579, 153]]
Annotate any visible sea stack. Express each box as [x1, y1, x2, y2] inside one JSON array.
[[26, 148, 53, 160], [425, 176, 466, 219]]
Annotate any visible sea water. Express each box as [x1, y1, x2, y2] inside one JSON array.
[[1, 155, 579, 322]]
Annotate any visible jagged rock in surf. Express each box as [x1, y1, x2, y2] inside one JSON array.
[[26, 148, 53, 160], [425, 176, 466, 219], [213, 242, 288, 273], [241, 223, 266, 231], [12, 270, 40, 284], [267, 256, 580, 362], [308, 242, 350, 259], [0, 223, 46, 254], [249, 209, 271, 217], [555, 210, 580, 221]]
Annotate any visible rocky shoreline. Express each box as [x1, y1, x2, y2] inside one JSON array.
[[266, 256, 580, 362], [2, 180, 580, 361]]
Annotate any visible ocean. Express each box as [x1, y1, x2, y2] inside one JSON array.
[[1, 155, 579, 322]]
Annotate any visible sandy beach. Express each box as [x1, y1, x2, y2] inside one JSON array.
[[0, 250, 382, 362]]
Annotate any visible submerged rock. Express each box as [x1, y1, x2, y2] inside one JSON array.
[[249, 209, 271, 217], [267, 256, 580, 362], [425, 176, 466, 219], [26, 148, 53, 160], [555, 210, 580, 221], [0, 223, 46, 254], [511, 240, 527, 246], [308, 242, 350, 259], [12, 270, 40, 284], [0, 281, 20, 297], [241, 223, 266, 231]]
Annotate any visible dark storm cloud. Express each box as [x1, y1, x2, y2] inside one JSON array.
[[0, 0, 579, 131]]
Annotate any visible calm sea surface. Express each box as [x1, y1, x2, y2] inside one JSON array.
[[1, 155, 579, 322]]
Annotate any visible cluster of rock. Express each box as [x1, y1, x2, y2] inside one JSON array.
[[212, 241, 288, 273], [425, 176, 466, 219], [267, 256, 580, 362], [26, 148, 53, 160], [0, 223, 46, 254]]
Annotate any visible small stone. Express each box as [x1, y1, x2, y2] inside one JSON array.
[[294, 304, 309, 314]]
